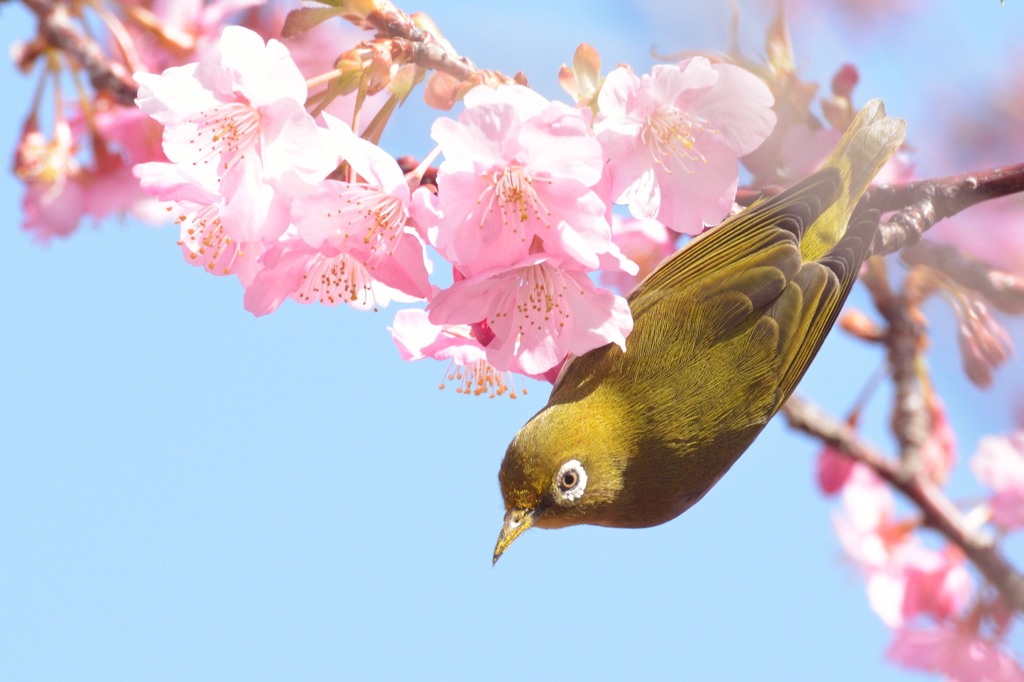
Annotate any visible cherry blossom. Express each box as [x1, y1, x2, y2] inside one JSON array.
[[18, 115, 157, 241], [134, 25, 336, 243], [127, 0, 265, 71], [594, 57, 776, 233], [426, 258, 632, 376], [134, 146, 254, 278], [970, 432, 1024, 530], [16, 119, 85, 241], [389, 309, 525, 398], [291, 116, 433, 303], [930, 195, 1024, 277], [243, 237, 423, 316], [887, 625, 1024, 682], [426, 84, 616, 276], [833, 466, 973, 627]]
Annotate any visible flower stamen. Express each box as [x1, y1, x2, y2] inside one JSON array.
[[641, 107, 716, 175]]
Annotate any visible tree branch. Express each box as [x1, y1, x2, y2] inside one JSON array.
[[859, 260, 929, 477], [782, 394, 1024, 614], [22, 0, 138, 106], [365, 2, 484, 84], [868, 163, 1024, 257]]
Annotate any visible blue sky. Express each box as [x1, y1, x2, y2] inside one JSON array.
[[2, 1, 1022, 680]]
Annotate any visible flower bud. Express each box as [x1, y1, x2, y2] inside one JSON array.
[[839, 308, 886, 342]]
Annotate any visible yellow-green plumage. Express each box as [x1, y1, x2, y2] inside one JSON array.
[[494, 99, 906, 563]]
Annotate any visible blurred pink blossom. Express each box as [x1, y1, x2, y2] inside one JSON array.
[[21, 178, 90, 242], [883, 545, 973, 627], [128, 0, 265, 71], [16, 120, 84, 241], [816, 444, 856, 495], [774, 124, 841, 184], [594, 57, 775, 233], [18, 117, 157, 241], [887, 625, 1024, 682], [834, 466, 973, 627], [921, 395, 957, 485], [930, 195, 1024, 277], [970, 432, 1024, 530]]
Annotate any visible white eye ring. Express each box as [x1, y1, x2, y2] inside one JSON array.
[[555, 459, 587, 502]]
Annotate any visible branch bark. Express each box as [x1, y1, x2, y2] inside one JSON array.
[[365, 2, 484, 84], [868, 163, 1024, 257]]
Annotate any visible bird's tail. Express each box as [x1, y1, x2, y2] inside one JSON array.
[[801, 99, 907, 262]]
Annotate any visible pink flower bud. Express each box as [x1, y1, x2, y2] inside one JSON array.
[[831, 63, 859, 98]]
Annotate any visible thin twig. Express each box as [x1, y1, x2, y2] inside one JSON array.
[[782, 394, 1024, 613], [901, 241, 1024, 314]]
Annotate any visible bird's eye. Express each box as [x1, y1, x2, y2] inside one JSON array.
[[561, 470, 578, 489], [554, 459, 588, 502]]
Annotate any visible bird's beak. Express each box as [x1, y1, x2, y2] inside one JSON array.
[[492, 508, 537, 565]]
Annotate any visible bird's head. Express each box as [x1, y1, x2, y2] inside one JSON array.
[[493, 396, 633, 564]]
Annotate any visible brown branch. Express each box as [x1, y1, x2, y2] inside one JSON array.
[[22, 0, 138, 106], [859, 259, 929, 477], [868, 163, 1024, 257], [735, 164, 1024, 257], [782, 394, 1024, 614], [365, 2, 483, 84]]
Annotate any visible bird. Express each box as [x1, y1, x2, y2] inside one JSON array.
[[493, 99, 906, 563]]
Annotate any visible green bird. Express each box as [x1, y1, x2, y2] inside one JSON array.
[[493, 99, 906, 563]]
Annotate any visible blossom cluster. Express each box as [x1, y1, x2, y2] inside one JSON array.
[[817, 408, 1024, 680], [13, 0, 362, 241], [128, 25, 776, 385]]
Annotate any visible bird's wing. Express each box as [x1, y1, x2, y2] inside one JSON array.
[[627, 168, 842, 317], [769, 209, 877, 403], [627, 166, 877, 407]]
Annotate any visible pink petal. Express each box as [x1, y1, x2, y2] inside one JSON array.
[[134, 63, 226, 126], [258, 99, 336, 192], [692, 62, 777, 155], [243, 244, 309, 316], [431, 106, 517, 171], [644, 59, 718, 107], [521, 104, 603, 186], [817, 445, 857, 495], [427, 261, 632, 375], [462, 82, 551, 119], [218, 26, 306, 106], [991, 490, 1024, 529], [652, 135, 738, 231]]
